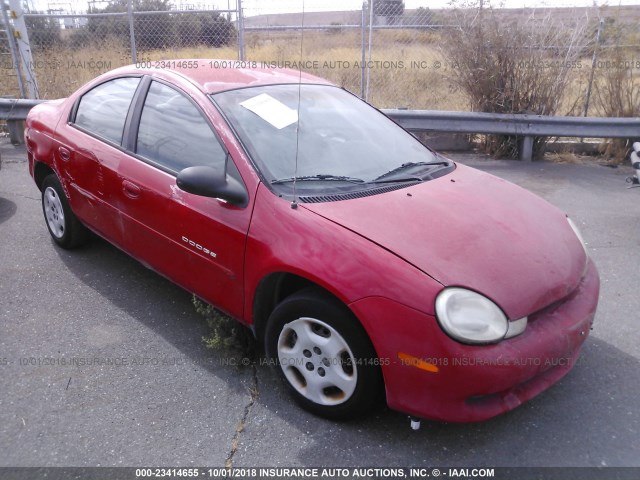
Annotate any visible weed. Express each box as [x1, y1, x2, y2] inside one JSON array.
[[192, 295, 256, 365]]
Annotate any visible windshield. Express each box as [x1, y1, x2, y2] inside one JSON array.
[[211, 84, 449, 195]]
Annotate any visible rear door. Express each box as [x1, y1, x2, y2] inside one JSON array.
[[58, 76, 141, 242], [115, 79, 251, 319]]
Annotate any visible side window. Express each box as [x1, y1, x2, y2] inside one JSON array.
[[136, 81, 227, 173], [74, 77, 140, 145]]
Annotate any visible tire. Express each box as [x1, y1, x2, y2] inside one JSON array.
[[41, 174, 89, 249], [265, 288, 383, 420]]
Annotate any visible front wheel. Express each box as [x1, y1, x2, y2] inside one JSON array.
[[265, 288, 383, 420], [41, 174, 89, 249]]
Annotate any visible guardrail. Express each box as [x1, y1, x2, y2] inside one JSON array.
[[2, 99, 639, 161], [383, 109, 640, 161], [0, 98, 44, 145]]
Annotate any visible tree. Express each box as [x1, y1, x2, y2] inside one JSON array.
[[82, 0, 130, 46], [72, 1, 235, 51], [199, 12, 235, 48], [177, 12, 235, 48], [25, 14, 61, 50], [133, 0, 174, 50], [79, 0, 173, 50]]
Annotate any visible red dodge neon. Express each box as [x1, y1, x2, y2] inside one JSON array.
[[25, 60, 599, 423]]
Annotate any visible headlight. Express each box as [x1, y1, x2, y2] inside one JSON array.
[[567, 216, 587, 254], [435, 288, 509, 344]]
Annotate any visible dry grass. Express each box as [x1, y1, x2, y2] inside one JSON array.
[[32, 38, 131, 99], [1, 26, 637, 123], [1, 29, 466, 110], [545, 151, 591, 164], [109, 30, 459, 110]]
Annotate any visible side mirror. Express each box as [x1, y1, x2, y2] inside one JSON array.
[[176, 166, 248, 207]]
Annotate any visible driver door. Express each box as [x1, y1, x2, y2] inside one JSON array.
[[115, 80, 251, 319]]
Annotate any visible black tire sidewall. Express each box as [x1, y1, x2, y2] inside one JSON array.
[[265, 288, 383, 420], [41, 174, 87, 249]]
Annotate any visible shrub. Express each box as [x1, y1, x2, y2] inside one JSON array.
[[328, 22, 343, 35], [441, 1, 586, 159], [592, 44, 640, 161], [25, 14, 61, 50], [584, 12, 640, 161], [405, 6, 437, 28], [175, 14, 201, 47], [198, 12, 236, 48], [134, 0, 175, 50], [69, 1, 235, 52]]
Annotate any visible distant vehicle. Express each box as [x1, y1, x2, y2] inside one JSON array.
[[25, 61, 599, 423]]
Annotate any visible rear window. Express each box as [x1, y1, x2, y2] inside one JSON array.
[[74, 77, 140, 145]]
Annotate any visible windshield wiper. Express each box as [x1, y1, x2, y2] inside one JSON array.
[[372, 161, 450, 183], [271, 174, 365, 185]]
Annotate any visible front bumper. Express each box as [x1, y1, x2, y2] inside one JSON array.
[[350, 258, 600, 422]]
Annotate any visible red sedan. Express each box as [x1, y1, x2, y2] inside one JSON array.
[[25, 60, 599, 423]]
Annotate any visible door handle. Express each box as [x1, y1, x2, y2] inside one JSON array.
[[122, 180, 141, 199], [58, 146, 71, 161]]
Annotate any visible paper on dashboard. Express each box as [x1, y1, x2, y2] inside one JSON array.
[[239, 93, 298, 129]]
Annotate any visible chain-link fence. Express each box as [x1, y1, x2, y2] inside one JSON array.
[[1, 0, 20, 99], [2, 0, 639, 121], [241, 0, 640, 118], [1, 1, 444, 103], [14, 2, 239, 99], [240, 1, 441, 107]]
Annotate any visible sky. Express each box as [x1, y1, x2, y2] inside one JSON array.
[[27, 0, 640, 16], [244, 0, 640, 20], [240, 0, 639, 15]]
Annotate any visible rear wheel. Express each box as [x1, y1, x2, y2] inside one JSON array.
[[41, 174, 89, 249], [265, 288, 383, 419]]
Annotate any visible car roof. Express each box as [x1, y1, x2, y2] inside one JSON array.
[[110, 59, 333, 94]]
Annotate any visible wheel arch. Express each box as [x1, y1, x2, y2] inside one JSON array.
[[252, 272, 314, 341], [33, 161, 56, 191], [251, 272, 362, 344]]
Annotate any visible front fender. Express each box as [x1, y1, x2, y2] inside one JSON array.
[[243, 183, 443, 326]]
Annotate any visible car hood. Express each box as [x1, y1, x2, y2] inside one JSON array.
[[301, 163, 586, 319]]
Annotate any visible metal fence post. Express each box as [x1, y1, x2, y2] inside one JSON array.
[[0, 0, 25, 98], [127, 0, 137, 64], [237, 0, 245, 61], [7, 0, 37, 98], [583, 18, 603, 117], [520, 136, 534, 162]]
